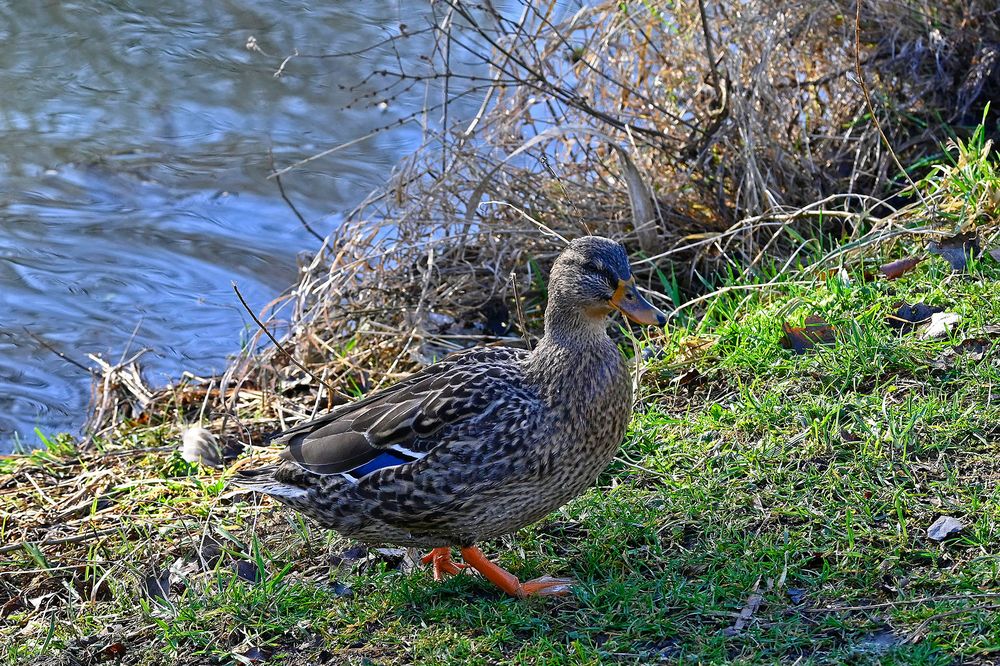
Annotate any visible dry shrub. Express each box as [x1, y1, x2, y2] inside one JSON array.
[[89, 0, 999, 437]]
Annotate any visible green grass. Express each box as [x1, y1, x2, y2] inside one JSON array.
[[5, 256, 998, 665], [3, 137, 1000, 665]]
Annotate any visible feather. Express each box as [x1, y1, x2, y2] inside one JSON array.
[[232, 466, 309, 500], [274, 346, 530, 476]]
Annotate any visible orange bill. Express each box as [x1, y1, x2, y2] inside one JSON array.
[[610, 278, 667, 326]]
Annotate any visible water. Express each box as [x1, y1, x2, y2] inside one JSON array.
[[0, 1, 447, 450]]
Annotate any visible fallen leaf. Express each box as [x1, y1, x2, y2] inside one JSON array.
[[642, 345, 666, 362], [239, 646, 271, 663], [954, 337, 992, 360], [919, 312, 962, 340], [857, 629, 898, 653], [330, 545, 368, 567], [927, 515, 964, 541], [928, 230, 980, 271], [329, 581, 353, 598], [724, 579, 764, 637], [887, 302, 944, 333], [142, 570, 171, 603], [786, 588, 807, 605], [197, 535, 224, 571], [990, 248, 1000, 263], [780, 316, 837, 354], [672, 367, 706, 388], [840, 429, 862, 444], [879, 256, 925, 280], [371, 547, 418, 573], [100, 642, 126, 661], [0, 595, 24, 618]]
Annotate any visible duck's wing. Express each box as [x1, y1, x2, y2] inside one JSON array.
[[273, 345, 530, 476]]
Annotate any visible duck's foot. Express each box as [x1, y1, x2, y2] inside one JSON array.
[[459, 546, 574, 598], [421, 547, 468, 581]]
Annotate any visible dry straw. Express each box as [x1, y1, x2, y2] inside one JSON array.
[[76, 0, 1000, 471], [2, 0, 997, 642]]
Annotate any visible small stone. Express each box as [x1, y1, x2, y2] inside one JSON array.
[[927, 515, 964, 541]]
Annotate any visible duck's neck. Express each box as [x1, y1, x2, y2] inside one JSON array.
[[525, 304, 620, 397], [538, 302, 613, 349]]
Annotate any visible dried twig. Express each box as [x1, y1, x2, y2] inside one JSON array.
[[269, 149, 325, 243], [231, 282, 342, 401]]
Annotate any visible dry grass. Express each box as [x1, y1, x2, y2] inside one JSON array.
[[69, 0, 996, 448]]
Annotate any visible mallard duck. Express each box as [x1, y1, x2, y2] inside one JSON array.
[[235, 236, 666, 597]]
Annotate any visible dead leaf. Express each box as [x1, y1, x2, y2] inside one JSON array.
[[780, 315, 837, 354], [614, 146, 659, 253], [100, 642, 127, 661], [233, 560, 261, 584], [371, 547, 419, 573], [857, 630, 899, 653], [196, 535, 224, 571], [642, 345, 666, 362], [329, 581, 353, 598], [724, 578, 764, 636], [886, 302, 943, 333], [954, 337, 991, 360], [0, 595, 24, 618], [928, 230, 980, 271], [989, 248, 1000, 263], [840, 429, 862, 444], [927, 515, 964, 541], [239, 646, 271, 663], [672, 368, 706, 388], [919, 312, 962, 340], [142, 570, 170, 603], [880, 256, 925, 280], [330, 545, 368, 568], [952, 324, 1000, 361]]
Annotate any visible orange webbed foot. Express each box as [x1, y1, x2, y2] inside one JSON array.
[[421, 547, 468, 581], [459, 546, 574, 598]]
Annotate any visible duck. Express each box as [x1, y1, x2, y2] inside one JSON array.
[[234, 236, 667, 597]]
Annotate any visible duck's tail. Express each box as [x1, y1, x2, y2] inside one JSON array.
[[231, 466, 310, 502]]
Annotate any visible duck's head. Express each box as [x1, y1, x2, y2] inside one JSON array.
[[546, 236, 667, 332]]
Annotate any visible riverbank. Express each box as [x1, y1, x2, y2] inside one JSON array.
[[3, 131, 999, 663], [4, 1, 1000, 663]]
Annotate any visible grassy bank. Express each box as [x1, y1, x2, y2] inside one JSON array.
[[4, 0, 1000, 661], [3, 137, 1000, 664]]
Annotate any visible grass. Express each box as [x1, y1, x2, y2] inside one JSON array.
[[3, 142, 1000, 664]]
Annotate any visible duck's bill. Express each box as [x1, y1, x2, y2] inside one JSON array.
[[610, 280, 668, 326]]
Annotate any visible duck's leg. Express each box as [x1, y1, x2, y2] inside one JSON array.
[[421, 547, 467, 581], [459, 546, 573, 598]]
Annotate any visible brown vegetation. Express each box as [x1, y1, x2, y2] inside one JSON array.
[[85, 0, 999, 445]]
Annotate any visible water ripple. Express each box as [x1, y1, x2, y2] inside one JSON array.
[[0, 1, 459, 449]]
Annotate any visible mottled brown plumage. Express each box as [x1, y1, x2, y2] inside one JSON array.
[[234, 236, 666, 596]]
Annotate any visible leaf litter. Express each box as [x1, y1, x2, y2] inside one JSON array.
[[780, 316, 837, 354], [887, 303, 944, 333], [928, 230, 981, 271]]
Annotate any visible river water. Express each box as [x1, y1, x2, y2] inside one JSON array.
[[0, 2, 456, 451]]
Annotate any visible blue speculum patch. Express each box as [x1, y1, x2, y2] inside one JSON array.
[[352, 452, 410, 476]]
